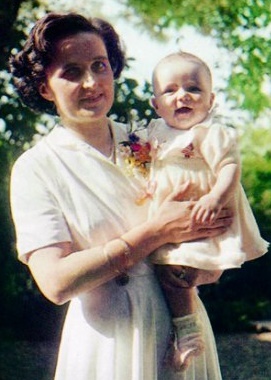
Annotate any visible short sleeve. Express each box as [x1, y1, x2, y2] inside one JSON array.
[[10, 153, 71, 263], [200, 123, 240, 175]]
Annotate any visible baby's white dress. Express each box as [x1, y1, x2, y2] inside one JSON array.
[[11, 121, 223, 380], [148, 114, 268, 269]]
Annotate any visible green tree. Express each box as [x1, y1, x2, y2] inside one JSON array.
[[124, 0, 271, 116]]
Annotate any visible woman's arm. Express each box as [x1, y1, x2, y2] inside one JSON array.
[[28, 190, 232, 305]]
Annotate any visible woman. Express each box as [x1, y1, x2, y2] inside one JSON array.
[[9, 12, 231, 380]]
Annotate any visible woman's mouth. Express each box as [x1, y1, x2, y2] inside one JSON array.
[[81, 93, 103, 106]]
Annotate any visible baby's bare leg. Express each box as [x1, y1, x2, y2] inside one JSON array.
[[155, 264, 201, 316]]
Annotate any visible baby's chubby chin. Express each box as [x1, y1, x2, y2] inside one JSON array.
[[174, 106, 194, 124], [171, 107, 193, 128]]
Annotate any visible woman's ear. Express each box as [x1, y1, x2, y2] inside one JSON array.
[[39, 82, 54, 101]]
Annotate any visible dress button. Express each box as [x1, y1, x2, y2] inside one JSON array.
[[115, 273, 130, 286]]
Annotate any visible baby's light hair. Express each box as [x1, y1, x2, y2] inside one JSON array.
[[152, 51, 213, 93]]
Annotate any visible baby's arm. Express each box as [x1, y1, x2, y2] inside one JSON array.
[[191, 162, 240, 223]]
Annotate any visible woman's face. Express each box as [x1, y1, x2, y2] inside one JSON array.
[[39, 32, 115, 129]]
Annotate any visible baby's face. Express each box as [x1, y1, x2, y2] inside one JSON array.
[[152, 57, 215, 130]]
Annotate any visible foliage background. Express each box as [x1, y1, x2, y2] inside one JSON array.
[[0, 0, 270, 341]]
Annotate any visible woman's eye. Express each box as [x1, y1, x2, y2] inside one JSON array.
[[63, 67, 82, 80], [91, 60, 108, 73]]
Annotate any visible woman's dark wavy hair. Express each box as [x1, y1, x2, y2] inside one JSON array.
[[9, 12, 126, 115]]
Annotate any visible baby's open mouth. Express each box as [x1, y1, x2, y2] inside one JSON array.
[[176, 107, 192, 115]]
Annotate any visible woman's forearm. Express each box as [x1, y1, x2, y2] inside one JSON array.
[[27, 218, 172, 305], [28, 199, 232, 305], [27, 202, 193, 304], [28, 242, 116, 305]]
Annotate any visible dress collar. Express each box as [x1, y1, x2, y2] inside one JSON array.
[[45, 119, 122, 150]]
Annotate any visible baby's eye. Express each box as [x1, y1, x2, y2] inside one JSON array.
[[91, 60, 109, 73], [187, 86, 201, 93], [163, 87, 177, 95]]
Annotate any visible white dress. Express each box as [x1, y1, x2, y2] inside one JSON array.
[[148, 115, 269, 269], [10, 121, 223, 380]]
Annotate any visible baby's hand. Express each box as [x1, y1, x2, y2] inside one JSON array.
[[191, 194, 222, 224]]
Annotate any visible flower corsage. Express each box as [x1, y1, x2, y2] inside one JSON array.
[[117, 125, 153, 205], [117, 129, 151, 179]]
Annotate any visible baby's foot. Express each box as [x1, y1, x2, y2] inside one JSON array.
[[166, 313, 204, 372], [164, 330, 204, 372], [174, 333, 204, 371]]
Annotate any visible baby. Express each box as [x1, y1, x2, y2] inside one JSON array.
[[148, 51, 269, 371]]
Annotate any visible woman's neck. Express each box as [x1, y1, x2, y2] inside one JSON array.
[[62, 118, 113, 157]]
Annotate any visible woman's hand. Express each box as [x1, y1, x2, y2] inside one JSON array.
[[151, 182, 233, 247]]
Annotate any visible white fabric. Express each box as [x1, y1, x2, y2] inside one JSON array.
[[148, 115, 269, 269], [11, 121, 222, 380], [11, 123, 148, 258]]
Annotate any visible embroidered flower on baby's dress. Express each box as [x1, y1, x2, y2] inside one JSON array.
[[181, 143, 195, 158]]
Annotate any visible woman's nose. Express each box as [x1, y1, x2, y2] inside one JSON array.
[[82, 72, 97, 89]]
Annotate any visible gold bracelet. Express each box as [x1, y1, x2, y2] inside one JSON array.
[[104, 238, 132, 274], [119, 238, 132, 271], [104, 247, 122, 274]]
